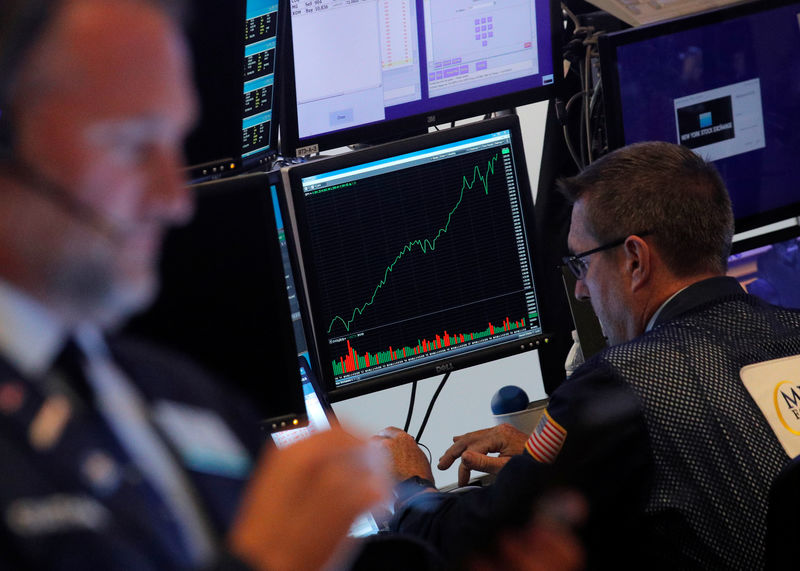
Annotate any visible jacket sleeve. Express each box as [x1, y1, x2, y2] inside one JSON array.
[[390, 360, 654, 565]]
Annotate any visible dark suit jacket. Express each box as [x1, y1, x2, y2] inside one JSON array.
[[392, 277, 800, 569], [0, 335, 265, 570]]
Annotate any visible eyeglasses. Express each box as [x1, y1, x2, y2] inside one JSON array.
[[562, 231, 652, 280]]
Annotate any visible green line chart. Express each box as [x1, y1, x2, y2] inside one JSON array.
[[326, 153, 500, 334]]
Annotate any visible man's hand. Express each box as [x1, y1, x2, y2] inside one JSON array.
[[375, 426, 435, 483], [228, 428, 391, 571], [438, 423, 529, 487]]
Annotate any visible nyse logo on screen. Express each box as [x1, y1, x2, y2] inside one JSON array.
[[774, 381, 800, 435], [676, 95, 735, 149]]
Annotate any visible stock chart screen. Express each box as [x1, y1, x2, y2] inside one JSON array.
[[289, 118, 544, 398]]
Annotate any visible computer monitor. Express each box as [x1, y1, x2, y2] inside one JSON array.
[[280, 0, 560, 156], [271, 355, 381, 536], [270, 183, 309, 357], [125, 172, 307, 429], [728, 227, 800, 310], [282, 114, 547, 401], [183, 0, 281, 180], [599, 0, 800, 232]]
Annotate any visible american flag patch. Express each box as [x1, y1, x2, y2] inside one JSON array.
[[525, 409, 567, 464]]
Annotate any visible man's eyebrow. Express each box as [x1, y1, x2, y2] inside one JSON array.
[[86, 116, 176, 140]]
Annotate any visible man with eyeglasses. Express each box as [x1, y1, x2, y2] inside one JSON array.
[[380, 141, 800, 568]]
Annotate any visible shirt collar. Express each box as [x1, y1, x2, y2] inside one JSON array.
[[0, 279, 67, 377], [645, 276, 745, 332]]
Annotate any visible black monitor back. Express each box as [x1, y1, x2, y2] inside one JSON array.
[[126, 172, 306, 427]]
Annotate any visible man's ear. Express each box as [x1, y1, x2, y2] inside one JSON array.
[[623, 235, 651, 292]]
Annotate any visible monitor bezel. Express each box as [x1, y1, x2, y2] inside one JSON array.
[[282, 114, 548, 402], [126, 171, 308, 430], [730, 224, 800, 257], [598, 0, 800, 233], [278, 0, 563, 157]]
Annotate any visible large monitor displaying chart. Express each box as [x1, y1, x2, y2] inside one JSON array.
[[282, 115, 546, 401], [280, 0, 560, 156]]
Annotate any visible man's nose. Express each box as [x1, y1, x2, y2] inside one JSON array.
[[574, 277, 590, 302], [145, 145, 194, 224]]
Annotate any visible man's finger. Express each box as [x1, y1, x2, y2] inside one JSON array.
[[457, 459, 473, 487], [457, 451, 502, 486], [461, 450, 508, 475], [438, 441, 468, 470], [438, 427, 495, 469]]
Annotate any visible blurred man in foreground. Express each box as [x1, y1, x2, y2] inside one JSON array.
[[0, 0, 389, 568]]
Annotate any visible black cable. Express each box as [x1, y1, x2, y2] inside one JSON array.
[[418, 441, 433, 465], [575, 49, 589, 168], [415, 370, 451, 443], [561, 2, 581, 31], [578, 86, 586, 167], [589, 77, 605, 157], [584, 42, 593, 164], [557, 97, 584, 169], [564, 89, 589, 113], [403, 380, 417, 433]]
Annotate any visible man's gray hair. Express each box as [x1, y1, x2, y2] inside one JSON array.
[[557, 141, 734, 276]]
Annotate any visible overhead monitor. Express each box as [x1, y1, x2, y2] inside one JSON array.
[[125, 172, 307, 429], [599, 0, 800, 232], [282, 115, 547, 401], [183, 0, 281, 180], [280, 0, 560, 156]]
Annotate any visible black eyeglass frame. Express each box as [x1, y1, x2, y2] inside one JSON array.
[[562, 230, 653, 279]]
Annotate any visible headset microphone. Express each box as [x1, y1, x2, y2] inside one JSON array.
[[0, 159, 124, 243]]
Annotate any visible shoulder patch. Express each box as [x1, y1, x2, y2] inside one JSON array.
[[741, 354, 800, 458], [524, 409, 567, 464]]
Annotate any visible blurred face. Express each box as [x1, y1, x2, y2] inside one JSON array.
[[567, 199, 634, 347], [7, 0, 197, 326]]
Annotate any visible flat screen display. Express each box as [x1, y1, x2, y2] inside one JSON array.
[[184, 0, 281, 179], [270, 356, 381, 536], [281, 0, 559, 156], [283, 115, 546, 400], [728, 230, 800, 310]]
